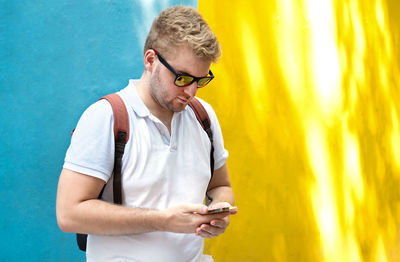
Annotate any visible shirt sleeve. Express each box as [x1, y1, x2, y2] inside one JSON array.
[[63, 99, 115, 182], [196, 98, 229, 170]]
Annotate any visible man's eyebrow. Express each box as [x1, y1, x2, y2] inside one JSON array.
[[176, 69, 191, 75], [173, 66, 193, 76]]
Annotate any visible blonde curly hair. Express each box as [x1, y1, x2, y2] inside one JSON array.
[[144, 6, 221, 62]]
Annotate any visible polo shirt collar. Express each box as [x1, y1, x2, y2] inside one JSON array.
[[121, 79, 187, 120], [122, 79, 151, 118]]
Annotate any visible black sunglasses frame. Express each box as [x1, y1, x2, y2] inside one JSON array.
[[151, 49, 214, 88]]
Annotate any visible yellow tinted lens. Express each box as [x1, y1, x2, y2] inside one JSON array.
[[197, 77, 211, 87], [175, 75, 193, 86]]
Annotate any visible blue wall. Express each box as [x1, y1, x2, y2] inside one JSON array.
[[0, 0, 196, 260]]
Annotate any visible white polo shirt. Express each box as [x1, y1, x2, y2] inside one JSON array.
[[64, 80, 228, 262]]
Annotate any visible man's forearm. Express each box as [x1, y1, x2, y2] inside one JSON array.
[[57, 199, 165, 235], [57, 198, 228, 236], [207, 185, 235, 206]]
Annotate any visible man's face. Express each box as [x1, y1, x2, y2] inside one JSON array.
[[149, 46, 212, 112]]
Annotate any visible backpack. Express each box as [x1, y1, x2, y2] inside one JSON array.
[[76, 93, 214, 251]]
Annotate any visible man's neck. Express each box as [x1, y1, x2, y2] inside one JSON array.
[[135, 77, 173, 132]]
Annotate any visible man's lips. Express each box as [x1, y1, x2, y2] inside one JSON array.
[[177, 96, 189, 104]]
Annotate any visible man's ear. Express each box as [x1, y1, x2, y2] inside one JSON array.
[[144, 49, 157, 72]]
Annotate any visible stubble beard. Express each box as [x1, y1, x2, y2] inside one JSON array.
[[149, 67, 187, 113]]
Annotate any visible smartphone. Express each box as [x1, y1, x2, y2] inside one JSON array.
[[207, 206, 238, 214]]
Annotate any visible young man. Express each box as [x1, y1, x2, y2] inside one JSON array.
[[56, 6, 235, 262]]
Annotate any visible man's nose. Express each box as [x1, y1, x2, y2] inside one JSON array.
[[183, 82, 198, 97]]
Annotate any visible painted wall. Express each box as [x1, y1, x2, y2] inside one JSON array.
[[198, 0, 400, 261], [0, 1, 195, 261], [2, 0, 400, 261]]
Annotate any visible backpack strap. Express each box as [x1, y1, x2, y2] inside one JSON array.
[[100, 94, 129, 205], [188, 97, 215, 205], [76, 93, 130, 252]]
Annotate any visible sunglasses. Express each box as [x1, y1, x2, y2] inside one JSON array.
[[151, 49, 214, 88]]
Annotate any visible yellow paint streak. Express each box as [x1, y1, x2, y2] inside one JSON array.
[[274, 0, 306, 105], [343, 123, 364, 203], [375, 235, 389, 262], [391, 105, 400, 171], [306, 119, 340, 260], [240, 20, 267, 116], [198, 0, 400, 261], [306, 0, 342, 117]]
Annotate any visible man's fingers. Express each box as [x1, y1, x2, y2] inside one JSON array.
[[207, 201, 231, 210], [229, 207, 238, 215], [176, 203, 208, 214], [197, 223, 226, 238], [198, 229, 213, 239], [192, 205, 208, 215], [210, 219, 226, 228], [211, 211, 230, 220]]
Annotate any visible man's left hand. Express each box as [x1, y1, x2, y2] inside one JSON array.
[[195, 202, 237, 238]]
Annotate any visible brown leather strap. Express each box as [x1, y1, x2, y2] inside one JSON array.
[[100, 94, 129, 205], [76, 93, 130, 251], [189, 98, 211, 131], [100, 94, 130, 143], [188, 98, 215, 205]]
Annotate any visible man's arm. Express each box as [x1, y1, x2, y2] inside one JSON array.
[[56, 168, 228, 235], [196, 163, 236, 238], [207, 163, 235, 205]]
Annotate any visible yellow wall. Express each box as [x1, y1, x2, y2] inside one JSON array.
[[198, 0, 400, 261]]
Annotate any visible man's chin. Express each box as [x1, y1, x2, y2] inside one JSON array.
[[172, 105, 187, 112], [169, 102, 189, 112]]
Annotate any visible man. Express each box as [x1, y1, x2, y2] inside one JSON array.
[[56, 5, 235, 262]]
